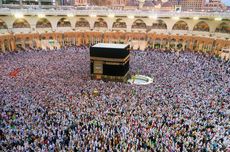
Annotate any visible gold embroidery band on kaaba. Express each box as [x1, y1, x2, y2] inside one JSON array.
[[90, 54, 130, 63]]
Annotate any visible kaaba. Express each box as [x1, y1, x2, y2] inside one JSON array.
[[90, 43, 130, 82]]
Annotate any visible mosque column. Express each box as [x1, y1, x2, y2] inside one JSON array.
[[38, 0, 41, 7], [105, 36, 108, 43], [22, 40, 26, 50], [1, 42, 5, 53], [189, 40, 193, 50], [204, 42, 208, 52], [82, 36, 85, 45], [87, 36, 90, 45], [182, 41, 186, 50], [73, 37, 76, 45], [6, 40, 11, 52], [201, 44, 205, 52], [204, 45, 207, 52], [167, 40, 170, 49], [65, 37, 68, 45], [152, 39, 156, 48], [31, 23, 36, 33], [205, 44, 210, 52], [76, 37, 79, 45], [89, 36, 92, 45], [19, 0, 23, 8], [8, 39, 12, 52], [83, 35, 87, 45], [0, 44, 2, 53], [79, 36, 83, 45], [195, 41, 199, 51], [100, 35, 103, 43], [175, 41, 178, 49], [29, 38, 33, 48], [160, 40, 163, 49], [76, 37, 79, 46], [62, 38, 65, 47], [208, 44, 212, 52], [107, 18, 113, 32], [205, 44, 209, 52], [199, 42, 204, 52], [96, 36, 99, 43], [205, 45, 209, 53], [127, 25, 132, 32], [211, 42, 216, 51], [91, 36, 94, 45]]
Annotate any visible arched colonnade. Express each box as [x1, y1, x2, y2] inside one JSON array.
[[0, 32, 229, 55]]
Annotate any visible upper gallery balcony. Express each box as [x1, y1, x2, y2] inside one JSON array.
[[0, 3, 230, 19]]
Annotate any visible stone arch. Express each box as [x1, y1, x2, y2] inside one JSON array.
[[154, 38, 161, 48], [112, 18, 127, 28], [215, 22, 230, 34], [152, 20, 167, 29], [161, 38, 168, 48], [41, 36, 46, 40], [13, 19, 31, 28], [193, 21, 210, 32], [57, 18, 71, 27], [184, 40, 190, 49], [24, 37, 31, 47], [0, 19, 8, 29], [169, 38, 177, 48], [172, 20, 189, 30], [94, 18, 108, 28], [36, 18, 52, 28], [4, 39, 10, 51], [132, 19, 146, 29], [75, 18, 90, 28], [193, 40, 198, 50], [177, 39, 184, 49]]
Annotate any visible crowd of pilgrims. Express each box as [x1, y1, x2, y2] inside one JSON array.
[[0, 46, 229, 152]]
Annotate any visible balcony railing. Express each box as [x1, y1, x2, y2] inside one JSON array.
[[0, 4, 230, 18]]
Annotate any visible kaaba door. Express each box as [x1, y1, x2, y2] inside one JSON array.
[[94, 61, 103, 74]]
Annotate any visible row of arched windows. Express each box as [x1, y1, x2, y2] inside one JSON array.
[[0, 18, 229, 33]]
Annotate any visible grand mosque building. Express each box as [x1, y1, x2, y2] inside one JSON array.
[[1, 1, 230, 152], [0, 0, 229, 55]]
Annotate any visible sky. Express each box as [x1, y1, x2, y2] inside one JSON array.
[[222, 0, 230, 6], [205, 0, 229, 6]]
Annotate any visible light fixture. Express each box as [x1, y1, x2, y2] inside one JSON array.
[[214, 17, 222, 21], [90, 14, 97, 18], [14, 13, 24, 18], [67, 14, 74, 17], [193, 16, 199, 20], [149, 16, 157, 20], [108, 14, 115, 18], [172, 16, 179, 20], [38, 14, 45, 18], [128, 15, 134, 19]]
